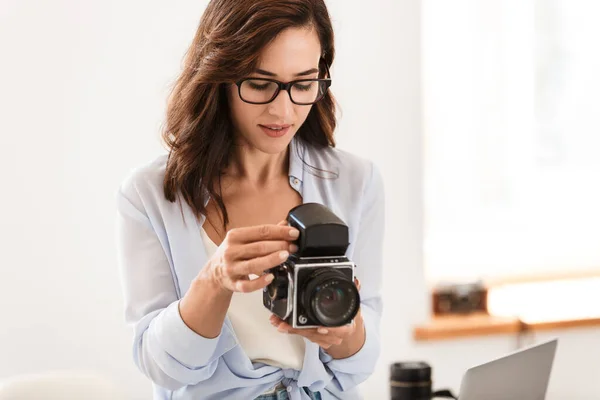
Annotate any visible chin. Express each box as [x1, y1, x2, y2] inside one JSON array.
[[250, 129, 296, 154]]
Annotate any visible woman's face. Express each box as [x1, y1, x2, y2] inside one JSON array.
[[228, 27, 322, 155]]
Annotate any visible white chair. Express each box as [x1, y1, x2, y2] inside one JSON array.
[[0, 371, 129, 400]]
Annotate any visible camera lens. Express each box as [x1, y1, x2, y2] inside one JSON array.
[[315, 287, 347, 318], [390, 362, 432, 400], [302, 269, 359, 326]]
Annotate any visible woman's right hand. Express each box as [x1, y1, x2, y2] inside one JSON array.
[[179, 221, 299, 338], [206, 223, 299, 293]]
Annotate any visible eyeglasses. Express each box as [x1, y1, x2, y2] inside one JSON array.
[[235, 63, 332, 105]]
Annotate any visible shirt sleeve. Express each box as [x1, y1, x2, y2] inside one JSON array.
[[319, 161, 385, 392], [116, 181, 237, 391]]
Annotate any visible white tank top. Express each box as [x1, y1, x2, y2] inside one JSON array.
[[199, 227, 305, 370]]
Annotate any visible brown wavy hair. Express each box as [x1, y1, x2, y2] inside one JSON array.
[[161, 0, 337, 228]]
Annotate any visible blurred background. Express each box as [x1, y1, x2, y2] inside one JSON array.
[[1, 0, 598, 399]]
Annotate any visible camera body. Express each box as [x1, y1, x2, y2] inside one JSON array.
[[263, 203, 360, 329]]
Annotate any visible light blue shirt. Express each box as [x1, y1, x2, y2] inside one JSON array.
[[115, 137, 385, 400]]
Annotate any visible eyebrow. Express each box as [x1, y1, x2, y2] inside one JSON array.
[[254, 68, 319, 77]]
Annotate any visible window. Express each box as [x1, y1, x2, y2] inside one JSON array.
[[422, 0, 600, 284]]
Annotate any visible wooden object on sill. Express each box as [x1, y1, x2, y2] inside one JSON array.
[[413, 312, 521, 341], [529, 317, 600, 331], [413, 313, 600, 342]]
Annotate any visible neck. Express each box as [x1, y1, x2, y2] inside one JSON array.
[[227, 143, 289, 186]]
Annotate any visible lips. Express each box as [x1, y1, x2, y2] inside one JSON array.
[[259, 124, 291, 138]]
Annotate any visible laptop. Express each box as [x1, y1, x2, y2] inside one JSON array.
[[457, 338, 558, 400]]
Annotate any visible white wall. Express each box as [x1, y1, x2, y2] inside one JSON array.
[[1, 1, 598, 400], [0, 1, 205, 398]]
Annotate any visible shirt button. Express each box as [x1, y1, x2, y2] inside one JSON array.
[[293, 178, 299, 185], [286, 386, 292, 392]]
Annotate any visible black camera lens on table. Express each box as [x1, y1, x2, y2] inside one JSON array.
[[390, 362, 457, 400]]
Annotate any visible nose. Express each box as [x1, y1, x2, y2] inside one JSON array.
[[267, 89, 294, 119]]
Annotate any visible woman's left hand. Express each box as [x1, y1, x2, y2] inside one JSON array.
[[269, 278, 366, 358]]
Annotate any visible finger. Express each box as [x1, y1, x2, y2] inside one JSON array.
[[315, 334, 344, 346], [354, 277, 361, 291], [316, 325, 353, 336], [227, 224, 299, 244], [300, 326, 352, 338], [276, 323, 343, 341], [287, 328, 344, 347], [272, 322, 345, 347], [233, 272, 275, 293], [233, 250, 290, 276], [274, 320, 293, 332], [269, 314, 283, 326], [230, 240, 296, 260], [273, 320, 350, 336], [277, 220, 288, 226]]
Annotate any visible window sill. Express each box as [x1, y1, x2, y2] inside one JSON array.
[[413, 312, 600, 342]]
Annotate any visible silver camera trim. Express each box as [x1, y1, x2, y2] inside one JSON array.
[[291, 260, 356, 329], [282, 265, 294, 321]]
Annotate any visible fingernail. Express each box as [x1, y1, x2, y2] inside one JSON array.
[[279, 251, 289, 260], [266, 274, 274, 282], [278, 327, 288, 333], [318, 328, 328, 334], [289, 244, 299, 253], [289, 229, 300, 238]]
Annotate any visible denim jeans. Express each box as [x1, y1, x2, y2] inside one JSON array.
[[255, 386, 322, 400]]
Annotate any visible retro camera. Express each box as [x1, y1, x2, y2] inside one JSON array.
[[263, 203, 360, 329]]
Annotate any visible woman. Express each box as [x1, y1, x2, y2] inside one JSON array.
[[116, 0, 385, 399]]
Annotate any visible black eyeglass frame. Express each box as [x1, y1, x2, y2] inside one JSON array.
[[235, 62, 332, 105]]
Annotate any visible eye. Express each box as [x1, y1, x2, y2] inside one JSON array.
[[293, 82, 314, 92], [248, 80, 271, 91]]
